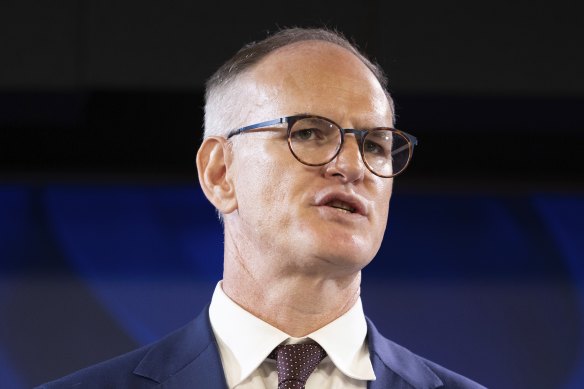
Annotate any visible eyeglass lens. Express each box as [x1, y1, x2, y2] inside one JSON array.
[[288, 117, 412, 177]]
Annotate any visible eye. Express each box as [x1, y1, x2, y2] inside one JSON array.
[[291, 128, 321, 141], [364, 139, 385, 155]]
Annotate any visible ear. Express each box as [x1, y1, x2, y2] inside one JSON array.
[[196, 136, 238, 214]]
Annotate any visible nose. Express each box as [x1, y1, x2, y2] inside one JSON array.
[[323, 134, 366, 183]]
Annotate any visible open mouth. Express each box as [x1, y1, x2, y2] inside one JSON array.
[[315, 191, 367, 217], [326, 200, 357, 213]]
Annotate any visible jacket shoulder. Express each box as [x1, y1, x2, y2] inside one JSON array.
[[422, 358, 487, 389], [36, 344, 154, 389]]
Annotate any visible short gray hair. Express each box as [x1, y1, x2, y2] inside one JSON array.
[[203, 27, 394, 138]]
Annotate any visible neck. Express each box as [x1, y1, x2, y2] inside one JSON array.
[[221, 228, 362, 337]]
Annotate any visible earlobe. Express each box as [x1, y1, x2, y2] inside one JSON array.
[[196, 137, 238, 214]]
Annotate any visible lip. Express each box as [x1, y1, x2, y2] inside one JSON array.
[[313, 190, 369, 217]]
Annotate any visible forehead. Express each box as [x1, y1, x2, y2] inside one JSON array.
[[236, 41, 393, 127]]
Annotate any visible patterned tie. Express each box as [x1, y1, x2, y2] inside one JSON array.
[[269, 343, 327, 389]]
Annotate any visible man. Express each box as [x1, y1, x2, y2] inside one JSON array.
[[39, 28, 485, 388]]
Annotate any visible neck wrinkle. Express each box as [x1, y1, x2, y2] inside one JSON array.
[[221, 216, 363, 337], [223, 258, 361, 336]]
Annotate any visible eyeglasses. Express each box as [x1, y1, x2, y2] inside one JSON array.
[[226, 114, 418, 178]]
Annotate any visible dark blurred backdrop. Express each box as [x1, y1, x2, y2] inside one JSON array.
[[0, 1, 583, 388]]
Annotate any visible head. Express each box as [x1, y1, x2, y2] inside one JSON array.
[[197, 28, 397, 280], [204, 28, 395, 139]]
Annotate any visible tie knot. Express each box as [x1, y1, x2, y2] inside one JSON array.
[[269, 343, 327, 389]]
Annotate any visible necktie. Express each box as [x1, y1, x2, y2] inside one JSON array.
[[269, 343, 327, 389]]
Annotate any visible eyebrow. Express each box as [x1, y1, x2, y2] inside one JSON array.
[[367, 131, 393, 140], [297, 112, 392, 130]]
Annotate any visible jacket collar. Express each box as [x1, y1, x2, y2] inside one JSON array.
[[130, 306, 442, 389], [133, 305, 228, 388], [366, 318, 443, 389]]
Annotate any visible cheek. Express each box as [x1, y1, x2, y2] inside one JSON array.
[[380, 192, 392, 221], [373, 180, 393, 230], [233, 147, 295, 220]]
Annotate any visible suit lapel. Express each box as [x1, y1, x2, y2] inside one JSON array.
[[133, 305, 228, 389], [366, 318, 443, 389], [158, 343, 227, 389]]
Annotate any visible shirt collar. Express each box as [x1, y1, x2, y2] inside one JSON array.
[[309, 297, 375, 380], [209, 282, 289, 386], [209, 281, 375, 386]]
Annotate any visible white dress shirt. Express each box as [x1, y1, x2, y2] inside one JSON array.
[[209, 282, 376, 388]]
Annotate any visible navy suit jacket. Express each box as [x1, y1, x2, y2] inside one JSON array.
[[38, 306, 485, 388]]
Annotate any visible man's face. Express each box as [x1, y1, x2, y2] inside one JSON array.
[[225, 42, 394, 277]]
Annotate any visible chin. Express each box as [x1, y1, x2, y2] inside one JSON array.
[[291, 219, 380, 270], [307, 238, 376, 273]]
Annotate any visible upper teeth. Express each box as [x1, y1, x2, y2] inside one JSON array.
[[327, 200, 356, 213]]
